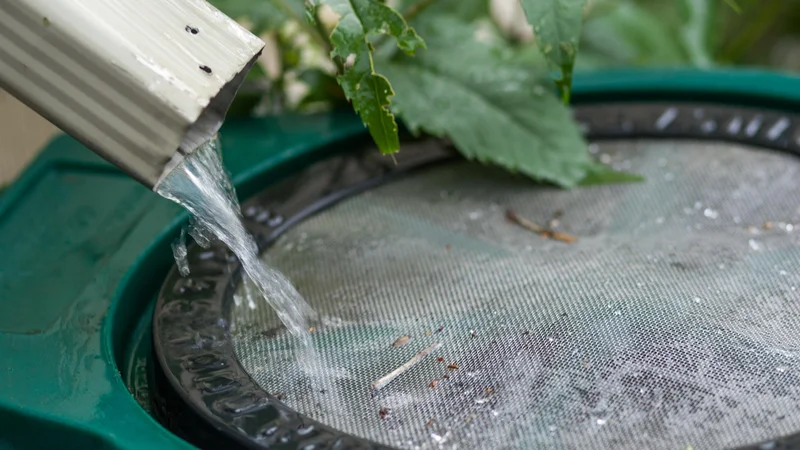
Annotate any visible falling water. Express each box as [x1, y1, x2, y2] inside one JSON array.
[[155, 137, 316, 348]]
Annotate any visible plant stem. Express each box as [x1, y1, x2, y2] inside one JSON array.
[[273, 0, 331, 52]]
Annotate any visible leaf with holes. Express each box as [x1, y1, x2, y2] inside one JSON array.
[[520, 0, 587, 103], [308, 0, 425, 154]]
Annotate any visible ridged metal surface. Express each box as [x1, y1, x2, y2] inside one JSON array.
[[0, 0, 263, 187]]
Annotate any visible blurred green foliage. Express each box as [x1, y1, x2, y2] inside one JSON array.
[[211, 0, 798, 186]]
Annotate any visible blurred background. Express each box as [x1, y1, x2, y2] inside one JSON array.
[[2, 0, 799, 187]]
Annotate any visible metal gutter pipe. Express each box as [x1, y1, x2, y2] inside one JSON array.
[[0, 0, 265, 188]]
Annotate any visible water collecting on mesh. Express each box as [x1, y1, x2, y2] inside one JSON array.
[[230, 140, 800, 449]]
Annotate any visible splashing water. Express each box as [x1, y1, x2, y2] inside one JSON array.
[[155, 137, 316, 347]]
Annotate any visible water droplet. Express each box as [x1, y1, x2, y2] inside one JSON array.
[[600, 154, 612, 164], [694, 202, 703, 210], [693, 297, 702, 304], [749, 239, 763, 251], [777, 366, 788, 373], [596, 418, 607, 426], [548, 424, 558, 433], [588, 143, 600, 154], [491, 410, 500, 417], [614, 310, 621, 316], [468, 210, 483, 221]]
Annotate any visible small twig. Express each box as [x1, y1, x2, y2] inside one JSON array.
[[505, 209, 578, 244], [371, 342, 442, 391]]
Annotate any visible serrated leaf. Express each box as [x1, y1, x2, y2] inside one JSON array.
[[519, 0, 587, 103], [309, 0, 425, 154], [377, 17, 592, 187]]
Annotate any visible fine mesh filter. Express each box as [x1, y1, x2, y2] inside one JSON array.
[[230, 139, 800, 449]]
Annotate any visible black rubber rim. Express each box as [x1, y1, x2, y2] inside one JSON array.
[[152, 101, 800, 450]]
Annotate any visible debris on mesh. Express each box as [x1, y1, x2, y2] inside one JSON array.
[[505, 209, 578, 243], [391, 335, 411, 347], [372, 342, 442, 391], [233, 140, 800, 449]]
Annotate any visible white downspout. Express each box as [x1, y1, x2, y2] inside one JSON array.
[[0, 0, 265, 188]]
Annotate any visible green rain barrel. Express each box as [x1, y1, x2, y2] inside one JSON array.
[[3, 70, 800, 450]]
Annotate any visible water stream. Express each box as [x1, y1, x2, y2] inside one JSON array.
[[155, 137, 316, 348]]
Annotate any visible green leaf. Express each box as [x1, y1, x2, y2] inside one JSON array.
[[519, 0, 587, 103], [309, 0, 425, 154], [377, 17, 593, 187]]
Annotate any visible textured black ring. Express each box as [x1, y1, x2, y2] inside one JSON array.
[[152, 102, 800, 450]]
